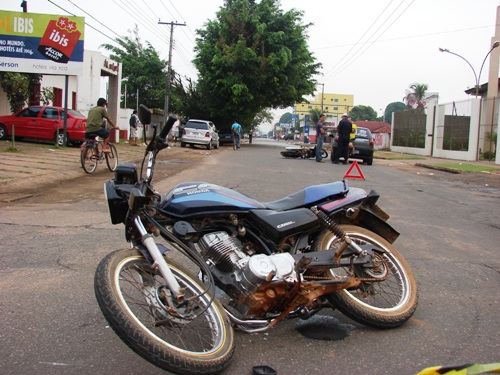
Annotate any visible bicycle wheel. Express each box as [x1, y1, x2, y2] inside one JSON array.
[[80, 143, 98, 174], [105, 143, 118, 171], [94, 249, 235, 375]]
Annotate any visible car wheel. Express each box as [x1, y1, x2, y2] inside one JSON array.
[[0, 124, 8, 140], [181, 142, 186, 148], [55, 131, 71, 147], [367, 157, 373, 166], [206, 140, 212, 150], [214, 139, 219, 149]]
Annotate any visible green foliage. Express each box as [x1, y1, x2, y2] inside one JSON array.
[[40, 86, 54, 106], [0, 72, 30, 112], [101, 25, 168, 110], [485, 131, 497, 152], [193, 0, 321, 129], [308, 108, 322, 126], [251, 109, 273, 130], [404, 82, 428, 110], [384, 102, 405, 124], [350, 105, 377, 121]]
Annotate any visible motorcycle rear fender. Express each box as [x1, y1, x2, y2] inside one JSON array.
[[319, 189, 400, 244]]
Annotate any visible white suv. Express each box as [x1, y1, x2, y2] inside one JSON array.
[[180, 119, 219, 150]]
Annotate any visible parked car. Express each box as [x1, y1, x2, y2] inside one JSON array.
[[180, 119, 219, 150], [331, 126, 375, 165], [217, 126, 234, 145], [0, 106, 87, 146]]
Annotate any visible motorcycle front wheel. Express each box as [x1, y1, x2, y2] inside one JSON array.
[[94, 249, 234, 375], [314, 225, 418, 329]]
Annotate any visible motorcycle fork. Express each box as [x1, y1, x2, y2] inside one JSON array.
[[133, 216, 185, 301]]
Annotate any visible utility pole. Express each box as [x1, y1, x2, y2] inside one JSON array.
[[158, 20, 186, 127]]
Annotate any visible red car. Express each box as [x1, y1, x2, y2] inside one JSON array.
[[0, 106, 87, 146]]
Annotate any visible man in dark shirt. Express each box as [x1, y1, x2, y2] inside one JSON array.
[[332, 114, 352, 164], [315, 114, 326, 162]]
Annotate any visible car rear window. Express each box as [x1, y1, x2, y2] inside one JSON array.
[[185, 121, 209, 130], [68, 109, 86, 118], [356, 128, 372, 139]]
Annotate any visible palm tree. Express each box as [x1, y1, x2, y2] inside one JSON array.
[[404, 82, 428, 110], [308, 108, 322, 126]]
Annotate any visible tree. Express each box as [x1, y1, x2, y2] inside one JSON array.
[[101, 25, 168, 110], [193, 0, 321, 130], [404, 82, 428, 110], [308, 108, 322, 127], [251, 109, 273, 130], [384, 102, 406, 124], [0, 72, 46, 112], [349, 105, 377, 121]]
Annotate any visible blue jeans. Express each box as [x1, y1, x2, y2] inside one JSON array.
[[316, 135, 324, 161], [232, 134, 240, 148]]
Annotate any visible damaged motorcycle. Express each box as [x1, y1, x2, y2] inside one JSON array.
[[94, 105, 418, 375]]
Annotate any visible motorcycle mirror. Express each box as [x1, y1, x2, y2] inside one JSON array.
[[138, 104, 151, 126]]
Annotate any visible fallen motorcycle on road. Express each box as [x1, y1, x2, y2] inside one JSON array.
[[94, 104, 418, 375], [280, 144, 328, 159]]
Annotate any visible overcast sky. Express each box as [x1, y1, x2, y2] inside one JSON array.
[[3, 0, 500, 128]]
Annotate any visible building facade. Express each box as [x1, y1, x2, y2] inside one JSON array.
[[293, 93, 354, 125], [0, 50, 124, 137]]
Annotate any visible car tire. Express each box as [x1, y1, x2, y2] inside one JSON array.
[[206, 140, 212, 150], [0, 124, 8, 140], [366, 157, 373, 166], [55, 131, 71, 147], [181, 142, 186, 148]]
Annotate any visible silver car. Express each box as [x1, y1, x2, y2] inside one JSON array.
[[180, 119, 219, 150]]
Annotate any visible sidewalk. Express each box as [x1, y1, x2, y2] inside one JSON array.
[[374, 150, 500, 173]]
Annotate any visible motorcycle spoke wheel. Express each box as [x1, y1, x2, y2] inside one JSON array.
[[80, 145, 98, 174], [314, 225, 418, 328], [105, 144, 118, 171], [94, 249, 234, 375]]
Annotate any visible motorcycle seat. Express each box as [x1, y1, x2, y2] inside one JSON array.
[[263, 181, 347, 211]]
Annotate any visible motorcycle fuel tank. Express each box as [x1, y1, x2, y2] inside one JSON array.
[[160, 182, 266, 217]]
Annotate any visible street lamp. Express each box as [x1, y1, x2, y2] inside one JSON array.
[[439, 41, 500, 97]]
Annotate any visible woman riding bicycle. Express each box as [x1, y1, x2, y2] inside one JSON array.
[[86, 98, 118, 153]]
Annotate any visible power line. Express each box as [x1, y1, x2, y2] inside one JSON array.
[[325, 0, 414, 79], [47, 0, 119, 44]]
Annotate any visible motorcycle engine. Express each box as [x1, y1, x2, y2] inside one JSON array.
[[199, 231, 297, 294]]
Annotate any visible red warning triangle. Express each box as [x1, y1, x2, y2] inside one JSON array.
[[343, 160, 365, 180]]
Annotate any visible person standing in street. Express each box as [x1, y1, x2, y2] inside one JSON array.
[[231, 121, 242, 150], [315, 114, 326, 162], [170, 117, 180, 146], [348, 117, 357, 154], [129, 110, 139, 146], [332, 114, 352, 164], [85, 98, 118, 153]]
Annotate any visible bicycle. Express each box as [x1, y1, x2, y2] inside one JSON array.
[[80, 135, 119, 174]]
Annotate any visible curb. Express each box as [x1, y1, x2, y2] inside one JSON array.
[[415, 163, 462, 174]]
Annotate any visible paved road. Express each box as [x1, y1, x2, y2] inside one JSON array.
[[1, 138, 499, 375]]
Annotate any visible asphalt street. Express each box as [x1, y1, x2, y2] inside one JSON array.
[[1, 138, 499, 375]]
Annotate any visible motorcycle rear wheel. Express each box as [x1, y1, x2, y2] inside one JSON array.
[[94, 249, 234, 375], [314, 225, 418, 328]]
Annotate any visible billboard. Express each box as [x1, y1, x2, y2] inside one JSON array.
[[0, 10, 84, 76]]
